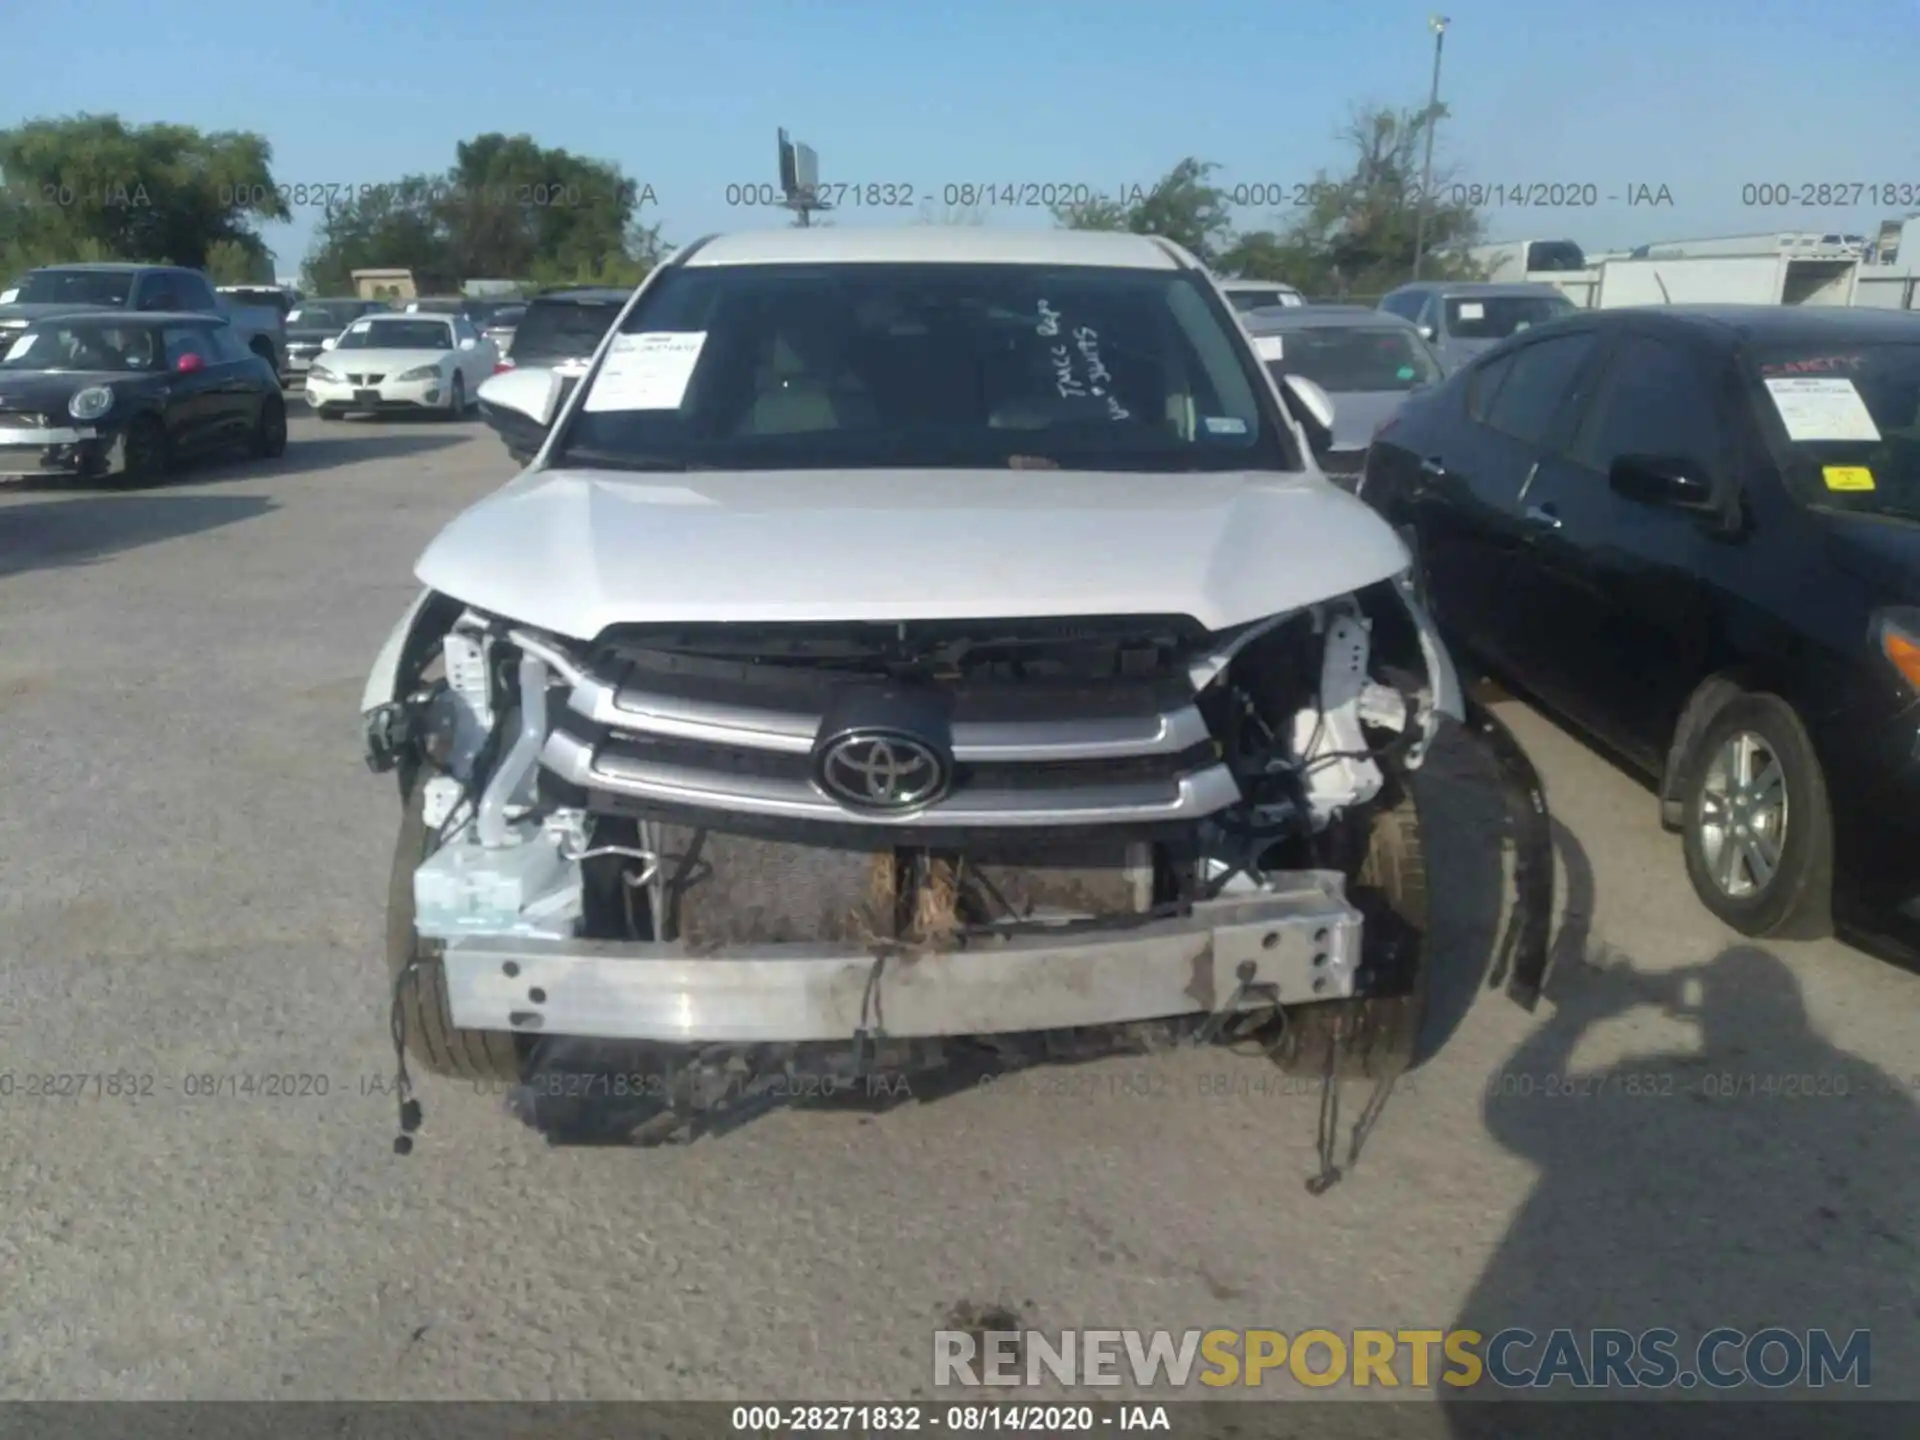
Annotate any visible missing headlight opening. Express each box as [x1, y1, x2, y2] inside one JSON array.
[[369, 580, 1550, 1174]]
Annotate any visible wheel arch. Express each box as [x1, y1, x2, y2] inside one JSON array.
[[1658, 658, 1817, 830], [360, 587, 465, 716]]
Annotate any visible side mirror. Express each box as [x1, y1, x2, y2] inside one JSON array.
[[1281, 373, 1337, 453], [320, 336, 337, 351], [1418, 324, 1435, 341], [174, 352, 205, 374], [479, 365, 564, 431], [1609, 454, 1717, 510]]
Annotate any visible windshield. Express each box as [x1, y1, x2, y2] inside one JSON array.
[[10, 269, 136, 307], [286, 301, 366, 331], [1445, 294, 1575, 340], [338, 318, 454, 351], [1523, 241, 1587, 272], [1228, 289, 1297, 312], [1261, 326, 1442, 393], [1751, 342, 1920, 523], [482, 305, 526, 329], [1, 319, 163, 372], [510, 298, 623, 365], [553, 262, 1297, 474]]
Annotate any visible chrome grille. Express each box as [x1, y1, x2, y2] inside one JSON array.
[[538, 625, 1239, 830]]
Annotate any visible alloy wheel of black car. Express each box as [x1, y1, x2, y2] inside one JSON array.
[[1680, 693, 1834, 938], [253, 396, 288, 458], [115, 416, 170, 489]]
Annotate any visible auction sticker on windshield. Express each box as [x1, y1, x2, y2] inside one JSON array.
[[1823, 465, 1876, 491], [1763, 376, 1882, 442], [583, 331, 707, 412], [1456, 301, 1485, 320], [1253, 335, 1283, 361]]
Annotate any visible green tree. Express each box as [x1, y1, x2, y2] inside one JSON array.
[[204, 237, 272, 285], [1272, 104, 1487, 297], [0, 114, 285, 270], [301, 176, 448, 294], [1053, 158, 1234, 264], [302, 135, 658, 295]]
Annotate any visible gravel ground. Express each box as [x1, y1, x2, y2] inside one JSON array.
[[0, 415, 1915, 1403]]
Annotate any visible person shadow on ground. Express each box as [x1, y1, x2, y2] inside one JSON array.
[[1440, 931, 1920, 1438]]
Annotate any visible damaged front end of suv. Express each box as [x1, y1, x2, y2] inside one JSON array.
[[358, 233, 1551, 1158]]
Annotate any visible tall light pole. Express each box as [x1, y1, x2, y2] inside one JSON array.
[[1410, 15, 1450, 281]]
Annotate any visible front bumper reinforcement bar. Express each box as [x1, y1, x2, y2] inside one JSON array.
[[442, 874, 1364, 1044]]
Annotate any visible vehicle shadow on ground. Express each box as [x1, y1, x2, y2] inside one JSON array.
[[505, 719, 1522, 1153], [1437, 934, 1920, 1423], [211, 429, 470, 481], [0, 492, 275, 580]]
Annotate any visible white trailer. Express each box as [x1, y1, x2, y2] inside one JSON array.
[[1593, 254, 1858, 308], [1633, 232, 1865, 260]]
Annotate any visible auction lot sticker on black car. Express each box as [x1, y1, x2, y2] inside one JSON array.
[[1763, 376, 1883, 441]]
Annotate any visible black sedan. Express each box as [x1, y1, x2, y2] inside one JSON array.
[[1360, 304, 1920, 948], [0, 311, 287, 486]]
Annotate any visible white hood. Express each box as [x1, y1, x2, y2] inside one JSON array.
[[414, 467, 1410, 639], [319, 347, 452, 372]]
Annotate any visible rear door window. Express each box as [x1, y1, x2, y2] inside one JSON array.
[[1482, 332, 1601, 445], [1571, 336, 1725, 474]]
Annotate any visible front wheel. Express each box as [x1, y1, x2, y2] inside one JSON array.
[[316, 405, 344, 422], [113, 415, 170, 489], [445, 374, 466, 418], [388, 773, 523, 1080], [1269, 786, 1430, 1079], [1679, 693, 1833, 938]]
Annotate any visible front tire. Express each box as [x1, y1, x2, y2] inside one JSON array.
[[114, 415, 170, 489], [445, 374, 466, 418], [316, 405, 344, 422], [388, 773, 523, 1080], [1679, 693, 1833, 938], [1270, 785, 1430, 1079]]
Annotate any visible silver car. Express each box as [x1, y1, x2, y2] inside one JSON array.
[[1242, 305, 1444, 488], [1375, 281, 1578, 371]]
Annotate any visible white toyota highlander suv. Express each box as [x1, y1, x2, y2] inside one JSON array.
[[358, 226, 1506, 1150]]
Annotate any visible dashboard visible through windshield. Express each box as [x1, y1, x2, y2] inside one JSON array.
[[554, 262, 1301, 473]]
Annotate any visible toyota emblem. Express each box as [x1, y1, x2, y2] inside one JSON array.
[[813, 730, 952, 812]]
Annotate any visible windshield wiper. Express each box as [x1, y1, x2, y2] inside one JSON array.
[[556, 447, 700, 472]]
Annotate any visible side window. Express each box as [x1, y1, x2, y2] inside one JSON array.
[[173, 273, 218, 310], [137, 275, 179, 311], [1571, 337, 1723, 475], [161, 326, 215, 368], [1465, 353, 1517, 422], [1482, 332, 1601, 445], [1380, 292, 1418, 321], [206, 326, 250, 363]]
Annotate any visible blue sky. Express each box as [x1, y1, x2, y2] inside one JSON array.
[[6, 0, 1915, 278]]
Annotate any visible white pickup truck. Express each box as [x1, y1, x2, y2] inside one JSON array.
[[0, 263, 286, 378]]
